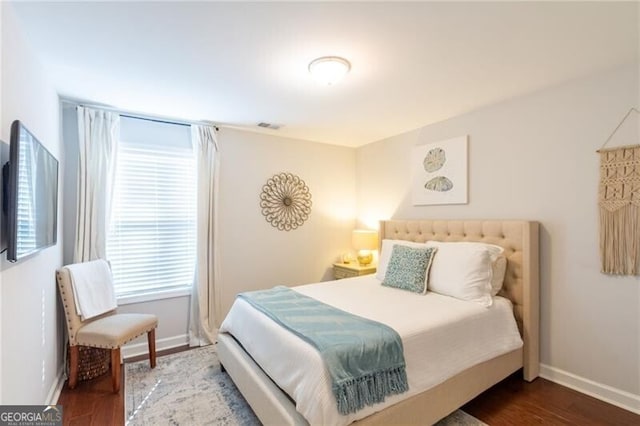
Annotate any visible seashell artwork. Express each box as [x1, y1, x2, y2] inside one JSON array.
[[425, 176, 453, 192], [423, 147, 446, 172], [412, 135, 467, 205]]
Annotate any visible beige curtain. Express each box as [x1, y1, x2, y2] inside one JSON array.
[[189, 125, 220, 346], [599, 145, 640, 275], [74, 107, 120, 262]]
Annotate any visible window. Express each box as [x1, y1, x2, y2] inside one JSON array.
[[107, 117, 196, 299], [16, 131, 37, 253]]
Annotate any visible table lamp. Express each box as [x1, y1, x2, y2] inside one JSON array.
[[352, 230, 378, 266]]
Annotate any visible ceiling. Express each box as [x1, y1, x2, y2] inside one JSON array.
[[10, 2, 639, 147]]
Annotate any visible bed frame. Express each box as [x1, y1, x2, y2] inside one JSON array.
[[217, 219, 539, 425]]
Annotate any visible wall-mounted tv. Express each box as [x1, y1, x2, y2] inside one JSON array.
[[3, 120, 58, 262]]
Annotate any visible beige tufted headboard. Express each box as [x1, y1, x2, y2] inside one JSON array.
[[380, 220, 540, 381]]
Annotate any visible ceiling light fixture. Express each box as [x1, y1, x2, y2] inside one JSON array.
[[308, 56, 351, 86]]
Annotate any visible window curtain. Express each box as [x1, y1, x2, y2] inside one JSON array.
[[189, 125, 220, 346], [74, 106, 120, 262]]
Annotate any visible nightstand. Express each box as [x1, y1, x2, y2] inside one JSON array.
[[333, 263, 377, 280]]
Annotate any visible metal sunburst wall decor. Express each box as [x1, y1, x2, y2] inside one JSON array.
[[260, 172, 312, 231]]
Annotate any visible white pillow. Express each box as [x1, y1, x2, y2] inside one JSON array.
[[376, 239, 427, 281], [425, 241, 506, 294], [491, 255, 507, 296], [426, 241, 504, 261], [424, 241, 495, 307]]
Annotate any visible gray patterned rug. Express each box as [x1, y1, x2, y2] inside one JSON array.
[[125, 345, 487, 425]]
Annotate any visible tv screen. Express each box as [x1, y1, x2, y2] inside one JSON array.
[[5, 120, 58, 262]]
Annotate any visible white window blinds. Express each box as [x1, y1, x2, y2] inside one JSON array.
[[15, 131, 37, 254], [107, 117, 196, 297]]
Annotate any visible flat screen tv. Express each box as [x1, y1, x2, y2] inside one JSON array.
[[3, 120, 58, 262]]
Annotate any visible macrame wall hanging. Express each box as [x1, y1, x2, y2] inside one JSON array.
[[597, 107, 640, 275]]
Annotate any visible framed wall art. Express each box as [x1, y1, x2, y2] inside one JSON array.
[[412, 135, 468, 206], [260, 172, 312, 231]]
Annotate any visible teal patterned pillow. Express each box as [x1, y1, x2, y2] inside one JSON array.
[[382, 245, 437, 294]]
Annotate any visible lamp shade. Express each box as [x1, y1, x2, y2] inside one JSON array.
[[352, 230, 378, 250]]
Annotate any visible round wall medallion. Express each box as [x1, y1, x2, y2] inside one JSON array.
[[260, 172, 312, 231]]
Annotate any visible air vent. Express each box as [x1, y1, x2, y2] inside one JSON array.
[[257, 122, 281, 130]]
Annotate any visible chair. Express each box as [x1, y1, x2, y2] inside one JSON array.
[[56, 264, 158, 392]]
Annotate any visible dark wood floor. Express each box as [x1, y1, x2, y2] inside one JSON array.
[[57, 346, 186, 426], [462, 373, 640, 426], [58, 347, 640, 426]]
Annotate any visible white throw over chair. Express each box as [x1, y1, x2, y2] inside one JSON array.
[[56, 261, 158, 392]]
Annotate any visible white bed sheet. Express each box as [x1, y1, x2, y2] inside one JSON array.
[[219, 275, 523, 426]]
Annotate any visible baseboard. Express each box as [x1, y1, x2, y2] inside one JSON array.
[[540, 364, 640, 415], [122, 333, 189, 360], [45, 367, 65, 405]]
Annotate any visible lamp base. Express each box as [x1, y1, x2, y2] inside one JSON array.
[[357, 251, 373, 266]]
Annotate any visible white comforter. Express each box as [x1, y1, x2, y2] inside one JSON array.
[[219, 275, 523, 425]]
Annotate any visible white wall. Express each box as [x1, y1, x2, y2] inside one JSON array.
[[0, 3, 63, 404], [356, 65, 640, 408], [0, 0, 4, 405], [217, 128, 356, 322], [117, 295, 190, 356]]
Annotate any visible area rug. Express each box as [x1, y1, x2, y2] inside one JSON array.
[[125, 345, 487, 425]]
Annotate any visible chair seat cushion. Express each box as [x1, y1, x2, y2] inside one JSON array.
[[76, 313, 158, 349]]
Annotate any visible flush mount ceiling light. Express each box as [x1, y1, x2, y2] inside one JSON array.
[[308, 56, 351, 85]]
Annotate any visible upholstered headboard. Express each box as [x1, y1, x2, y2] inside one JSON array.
[[380, 220, 540, 381]]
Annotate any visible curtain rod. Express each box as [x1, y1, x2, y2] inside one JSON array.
[[61, 98, 219, 131]]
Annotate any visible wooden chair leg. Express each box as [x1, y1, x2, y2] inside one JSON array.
[[148, 329, 156, 369], [69, 345, 79, 389], [111, 347, 121, 393]]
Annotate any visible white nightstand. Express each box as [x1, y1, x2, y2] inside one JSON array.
[[333, 263, 377, 280]]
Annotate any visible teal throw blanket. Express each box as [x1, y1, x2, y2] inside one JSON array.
[[238, 286, 408, 415]]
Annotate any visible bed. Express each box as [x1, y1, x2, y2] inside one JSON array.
[[217, 219, 539, 425]]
